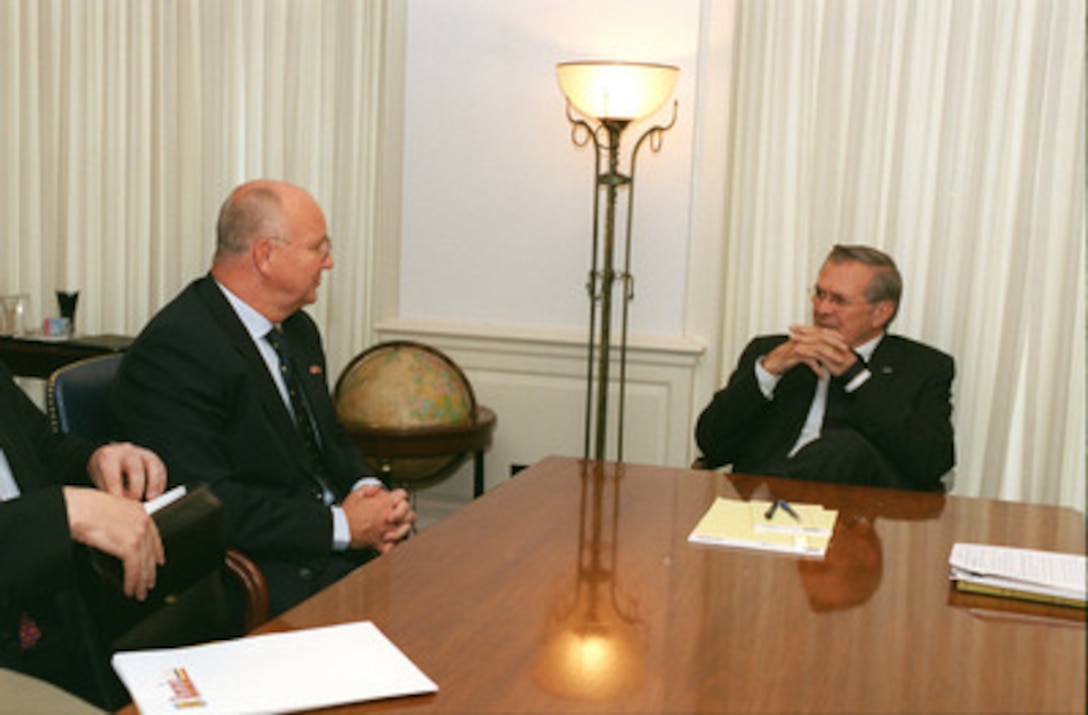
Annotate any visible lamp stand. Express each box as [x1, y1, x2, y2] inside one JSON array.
[[565, 103, 677, 462]]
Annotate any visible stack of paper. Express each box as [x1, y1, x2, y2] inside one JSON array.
[[948, 543, 1087, 609], [688, 498, 838, 557], [112, 621, 438, 715]]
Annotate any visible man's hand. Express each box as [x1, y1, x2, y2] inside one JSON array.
[[762, 325, 858, 378], [341, 485, 416, 553], [88, 442, 167, 502], [63, 486, 165, 601]]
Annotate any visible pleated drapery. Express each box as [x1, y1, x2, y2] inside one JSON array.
[[0, 0, 390, 375], [717, 0, 1084, 510]]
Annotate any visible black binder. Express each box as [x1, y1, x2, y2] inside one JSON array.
[[84, 483, 230, 651]]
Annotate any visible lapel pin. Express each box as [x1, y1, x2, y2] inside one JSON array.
[[309, 365, 323, 375]]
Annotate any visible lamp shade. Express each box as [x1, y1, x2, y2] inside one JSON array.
[[557, 61, 679, 122]]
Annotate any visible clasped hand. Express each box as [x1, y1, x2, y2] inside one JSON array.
[[762, 325, 858, 378], [342, 485, 416, 553]]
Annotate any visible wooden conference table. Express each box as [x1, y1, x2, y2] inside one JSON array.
[[131, 456, 1087, 714]]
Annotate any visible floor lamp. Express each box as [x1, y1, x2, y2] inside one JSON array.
[[556, 61, 679, 462]]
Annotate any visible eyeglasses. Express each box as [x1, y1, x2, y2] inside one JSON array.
[[272, 235, 331, 260], [810, 286, 869, 309]]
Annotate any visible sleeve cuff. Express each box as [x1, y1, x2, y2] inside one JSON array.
[[332, 477, 386, 550], [352, 476, 385, 491], [755, 357, 780, 398], [841, 354, 871, 392], [331, 505, 350, 551]]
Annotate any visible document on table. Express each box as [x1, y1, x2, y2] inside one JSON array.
[[688, 498, 838, 558], [111, 621, 438, 715], [948, 543, 1087, 608]]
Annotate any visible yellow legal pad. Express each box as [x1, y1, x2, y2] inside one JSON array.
[[688, 498, 838, 558]]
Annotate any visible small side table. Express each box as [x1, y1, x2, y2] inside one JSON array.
[[0, 334, 133, 379]]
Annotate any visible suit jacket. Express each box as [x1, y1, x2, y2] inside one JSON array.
[[0, 360, 94, 601], [0, 361, 101, 697], [108, 276, 370, 611], [695, 334, 955, 491]]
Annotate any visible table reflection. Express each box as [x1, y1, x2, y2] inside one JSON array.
[[798, 515, 883, 611], [727, 472, 946, 611], [533, 461, 645, 700]]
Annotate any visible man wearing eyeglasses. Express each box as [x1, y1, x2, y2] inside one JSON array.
[[695, 244, 955, 491], [109, 180, 414, 619]]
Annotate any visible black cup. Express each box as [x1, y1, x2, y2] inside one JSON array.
[[56, 290, 79, 329]]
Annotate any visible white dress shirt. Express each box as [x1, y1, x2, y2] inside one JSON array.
[[755, 333, 882, 457], [215, 281, 363, 551], [0, 450, 20, 502]]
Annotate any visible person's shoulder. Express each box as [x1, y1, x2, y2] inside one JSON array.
[[748, 334, 789, 351], [733, 334, 789, 365], [881, 334, 954, 368], [130, 277, 219, 347], [141, 277, 209, 324]]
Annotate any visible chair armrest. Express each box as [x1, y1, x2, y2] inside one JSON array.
[[223, 548, 269, 633]]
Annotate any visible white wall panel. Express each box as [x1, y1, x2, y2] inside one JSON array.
[[399, 0, 701, 337]]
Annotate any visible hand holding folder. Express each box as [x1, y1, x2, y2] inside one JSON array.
[[85, 484, 231, 648]]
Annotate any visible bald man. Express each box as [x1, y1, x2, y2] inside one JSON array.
[[110, 180, 414, 617]]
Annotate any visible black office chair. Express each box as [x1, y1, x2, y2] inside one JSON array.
[[47, 353, 268, 628], [47, 353, 127, 440], [46, 355, 269, 701]]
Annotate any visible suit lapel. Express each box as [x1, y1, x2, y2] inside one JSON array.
[[193, 277, 308, 454], [868, 335, 901, 379]]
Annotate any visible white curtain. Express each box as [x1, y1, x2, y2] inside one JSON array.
[[719, 0, 1084, 511], [0, 0, 391, 376]]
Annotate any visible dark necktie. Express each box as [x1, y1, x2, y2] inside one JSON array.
[[823, 374, 848, 431], [266, 327, 332, 499], [824, 351, 866, 432]]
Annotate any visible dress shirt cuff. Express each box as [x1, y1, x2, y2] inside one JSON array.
[[333, 477, 386, 551], [352, 476, 385, 491], [755, 357, 781, 398], [842, 354, 872, 393], [845, 369, 871, 392], [331, 505, 351, 551]]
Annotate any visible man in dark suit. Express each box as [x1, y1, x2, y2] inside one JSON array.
[[695, 245, 954, 491], [109, 179, 414, 617], [0, 361, 165, 705]]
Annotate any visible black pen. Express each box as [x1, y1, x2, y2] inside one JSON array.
[[777, 499, 801, 522], [764, 498, 801, 522]]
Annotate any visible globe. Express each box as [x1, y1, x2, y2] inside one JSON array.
[[334, 341, 477, 485]]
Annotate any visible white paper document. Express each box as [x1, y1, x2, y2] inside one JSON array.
[[111, 621, 438, 715], [948, 542, 1087, 605]]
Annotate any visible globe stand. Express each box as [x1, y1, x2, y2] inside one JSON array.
[[334, 341, 497, 499], [341, 406, 497, 497]]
